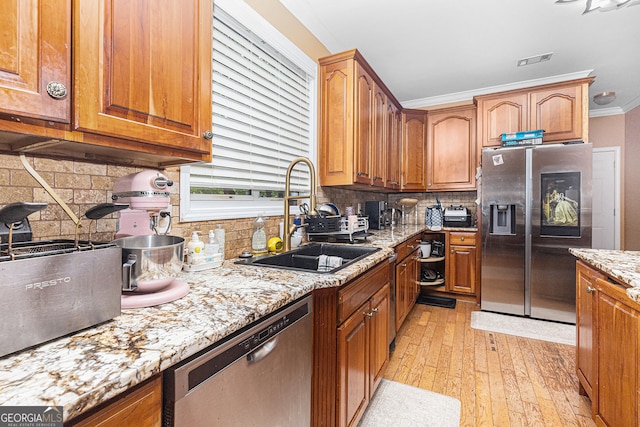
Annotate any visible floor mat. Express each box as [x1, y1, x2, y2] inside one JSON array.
[[358, 379, 461, 427], [416, 294, 456, 309], [471, 310, 575, 345]]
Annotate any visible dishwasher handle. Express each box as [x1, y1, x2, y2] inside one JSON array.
[[247, 337, 279, 364]]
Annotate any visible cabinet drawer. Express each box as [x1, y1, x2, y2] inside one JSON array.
[[449, 232, 476, 246], [395, 235, 421, 261], [338, 262, 389, 324]]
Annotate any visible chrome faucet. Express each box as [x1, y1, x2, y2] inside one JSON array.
[[283, 157, 318, 251]]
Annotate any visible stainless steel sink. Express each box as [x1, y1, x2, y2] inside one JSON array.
[[236, 243, 380, 274]]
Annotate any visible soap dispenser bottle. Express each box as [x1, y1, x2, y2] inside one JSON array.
[[187, 231, 205, 265], [205, 230, 220, 262], [251, 213, 268, 255]]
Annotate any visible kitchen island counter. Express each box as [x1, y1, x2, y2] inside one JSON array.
[[569, 248, 640, 301], [0, 225, 425, 421]]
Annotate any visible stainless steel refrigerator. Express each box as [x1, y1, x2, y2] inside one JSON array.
[[481, 143, 592, 323]]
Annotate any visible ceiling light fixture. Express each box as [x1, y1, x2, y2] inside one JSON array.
[[517, 53, 553, 67], [555, 0, 640, 14], [593, 91, 617, 105]]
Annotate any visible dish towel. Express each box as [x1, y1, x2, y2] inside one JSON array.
[[317, 254, 343, 272]]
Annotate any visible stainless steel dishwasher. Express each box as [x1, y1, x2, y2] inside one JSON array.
[[163, 296, 312, 427]]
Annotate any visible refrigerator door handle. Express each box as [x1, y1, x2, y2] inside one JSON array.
[[524, 149, 532, 317]]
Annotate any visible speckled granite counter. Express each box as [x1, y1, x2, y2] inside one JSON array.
[[569, 248, 640, 302], [0, 225, 428, 421]]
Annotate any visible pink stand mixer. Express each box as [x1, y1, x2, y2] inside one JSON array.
[[112, 170, 189, 309]]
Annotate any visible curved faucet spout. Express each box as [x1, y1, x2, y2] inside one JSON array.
[[283, 157, 318, 251]]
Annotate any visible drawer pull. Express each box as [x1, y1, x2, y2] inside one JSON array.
[[364, 308, 379, 318], [460, 236, 465, 241], [586, 285, 595, 294]]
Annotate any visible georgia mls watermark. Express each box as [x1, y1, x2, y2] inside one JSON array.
[[0, 406, 63, 427]]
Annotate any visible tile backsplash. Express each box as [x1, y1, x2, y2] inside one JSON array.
[[1, 152, 477, 259]]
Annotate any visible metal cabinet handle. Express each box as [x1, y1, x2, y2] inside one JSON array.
[[586, 285, 595, 294], [203, 130, 214, 140], [364, 308, 379, 318], [408, 244, 415, 249], [460, 236, 465, 241], [46, 81, 67, 99], [450, 249, 455, 254]]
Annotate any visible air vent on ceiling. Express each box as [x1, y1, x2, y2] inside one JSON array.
[[517, 52, 554, 67]]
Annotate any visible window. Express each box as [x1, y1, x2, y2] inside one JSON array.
[[180, 0, 317, 221]]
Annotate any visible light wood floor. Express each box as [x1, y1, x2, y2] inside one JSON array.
[[385, 300, 596, 427]]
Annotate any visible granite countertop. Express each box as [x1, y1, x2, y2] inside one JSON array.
[[0, 225, 425, 421], [569, 248, 640, 302]]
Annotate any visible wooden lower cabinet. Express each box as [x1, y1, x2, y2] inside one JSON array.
[[312, 261, 390, 427], [67, 375, 162, 427], [594, 276, 638, 427], [337, 284, 390, 427], [446, 232, 477, 295], [395, 245, 420, 331], [576, 260, 640, 426], [576, 261, 601, 401]]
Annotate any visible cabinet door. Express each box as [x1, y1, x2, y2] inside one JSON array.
[[401, 110, 427, 192], [73, 0, 212, 155], [319, 58, 354, 186], [354, 63, 373, 185], [68, 375, 162, 427], [0, 0, 71, 122], [369, 283, 390, 395], [405, 248, 420, 309], [385, 101, 402, 190], [371, 84, 386, 188], [576, 261, 601, 401], [426, 106, 476, 191], [595, 279, 638, 427], [395, 259, 408, 331], [337, 302, 369, 427], [447, 244, 477, 295], [476, 92, 528, 148], [530, 84, 585, 143]]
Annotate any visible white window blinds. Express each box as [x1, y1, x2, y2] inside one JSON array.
[[189, 5, 313, 194]]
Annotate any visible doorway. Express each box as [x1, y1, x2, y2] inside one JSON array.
[[592, 147, 620, 249]]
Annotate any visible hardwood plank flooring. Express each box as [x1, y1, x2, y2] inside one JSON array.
[[385, 301, 596, 426]]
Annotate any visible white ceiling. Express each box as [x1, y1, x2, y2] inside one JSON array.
[[280, 0, 640, 116]]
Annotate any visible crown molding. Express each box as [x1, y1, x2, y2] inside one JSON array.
[[401, 70, 594, 109]]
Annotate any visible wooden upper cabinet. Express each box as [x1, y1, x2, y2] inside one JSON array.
[[319, 49, 401, 190], [401, 109, 427, 192], [73, 0, 212, 156], [319, 56, 353, 186], [530, 83, 586, 143], [0, 0, 71, 122], [354, 63, 373, 185], [426, 106, 476, 191], [385, 101, 402, 190], [475, 78, 592, 150], [371, 83, 386, 188], [475, 92, 528, 148]]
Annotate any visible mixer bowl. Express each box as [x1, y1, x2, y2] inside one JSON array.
[[113, 235, 184, 292]]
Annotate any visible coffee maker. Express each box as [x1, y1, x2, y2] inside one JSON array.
[[365, 201, 390, 230]]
